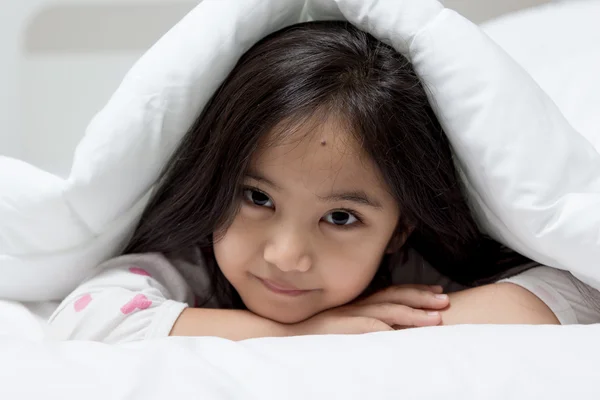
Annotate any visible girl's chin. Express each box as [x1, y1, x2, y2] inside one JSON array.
[[245, 303, 320, 325]]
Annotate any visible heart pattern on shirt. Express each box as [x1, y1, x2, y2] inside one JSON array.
[[120, 294, 152, 315], [129, 267, 151, 277], [74, 293, 92, 312]]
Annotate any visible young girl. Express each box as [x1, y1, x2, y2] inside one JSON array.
[[49, 21, 600, 344]]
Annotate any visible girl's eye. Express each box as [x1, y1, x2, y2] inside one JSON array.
[[243, 188, 274, 208], [324, 210, 359, 227]]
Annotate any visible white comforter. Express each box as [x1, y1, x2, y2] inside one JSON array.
[[1, 1, 600, 399]]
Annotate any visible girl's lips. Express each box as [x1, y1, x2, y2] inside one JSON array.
[[257, 277, 313, 296]]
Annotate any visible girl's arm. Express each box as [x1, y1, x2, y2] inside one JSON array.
[[48, 253, 193, 344], [49, 253, 291, 343], [171, 285, 451, 339], [441, 266, 600, 325], [169, 308, 288, 340], [441, 282, 560, 325]]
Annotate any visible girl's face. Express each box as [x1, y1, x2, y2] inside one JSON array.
[[213, 117, 402, 324]]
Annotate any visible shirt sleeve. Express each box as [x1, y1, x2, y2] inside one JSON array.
[[500, 266, 600, 325], [48, 253, 194, 344]]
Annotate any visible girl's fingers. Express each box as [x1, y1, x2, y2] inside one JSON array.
[[357, 286, 449, 310], [385, 284, 443, 293], [349, 303, 443, 328], [427, 285, 444, 294], [353, 318, 395, 334]]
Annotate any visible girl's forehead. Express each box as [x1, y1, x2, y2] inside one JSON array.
[[250, 116, 388, 193], [253, 116, 365, 168]]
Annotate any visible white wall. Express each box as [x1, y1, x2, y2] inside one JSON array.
[[0, 0, 47, 161], [445, 0, 550, 23], [1, 0, 196, 177], [0, 0, 551, 177]]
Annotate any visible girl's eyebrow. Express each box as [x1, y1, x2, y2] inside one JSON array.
[[245, 172, 383, 209], [317, 191, 383, 209], [245, 172, 282, 191]]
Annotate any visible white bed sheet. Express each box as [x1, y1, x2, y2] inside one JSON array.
[[1, 301, 599, 400]]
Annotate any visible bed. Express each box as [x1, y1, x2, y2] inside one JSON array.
[[1, 0, 599, 398]]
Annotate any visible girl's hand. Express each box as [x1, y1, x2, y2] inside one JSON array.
[[287, 285, 449, 336]]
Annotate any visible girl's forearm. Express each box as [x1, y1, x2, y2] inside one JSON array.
[[169, 307, 290, 340]]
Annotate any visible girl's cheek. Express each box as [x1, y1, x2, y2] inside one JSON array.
[[321, 249, 378, 284], [216, 219, 264, 265]]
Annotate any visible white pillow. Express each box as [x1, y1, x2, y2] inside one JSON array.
[[1, 0, 599, 301]]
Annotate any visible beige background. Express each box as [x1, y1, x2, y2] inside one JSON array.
[[1, 0, 553, 176]]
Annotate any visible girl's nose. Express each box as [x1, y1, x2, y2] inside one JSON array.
[[263, 226, 312, 273]]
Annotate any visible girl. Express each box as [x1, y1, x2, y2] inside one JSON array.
[[49, 21, 600, 344]]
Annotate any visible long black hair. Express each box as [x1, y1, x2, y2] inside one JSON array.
[[124, 21, 530, 307]]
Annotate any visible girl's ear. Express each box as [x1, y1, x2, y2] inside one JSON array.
[[385, 227, 413, 254]]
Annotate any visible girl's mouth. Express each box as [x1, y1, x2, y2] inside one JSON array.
[[256, 276, 314, 296]]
